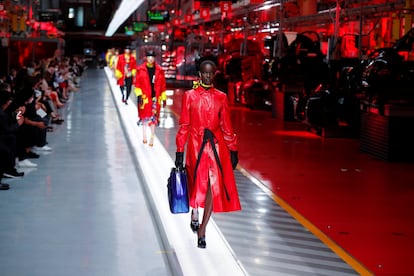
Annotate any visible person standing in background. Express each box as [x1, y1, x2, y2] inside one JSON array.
[[115, 46, 136, 105], [134, 50, 166, 147], [174, 60, 241, 249]]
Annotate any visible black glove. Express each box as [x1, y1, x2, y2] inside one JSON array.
[[175, 152, 184, 170], [137, 95, 143, 105], [230, 150, 238, 170]]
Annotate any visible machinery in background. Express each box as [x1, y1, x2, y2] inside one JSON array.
[[219, 38, 274, 110], [361, 27, 414, 114], [304, 81, 362, 137], [241, 78, 274, 110], [273, 31, 329, 121], [303, 28, 414, 137]]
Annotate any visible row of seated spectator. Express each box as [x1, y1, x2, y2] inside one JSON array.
[[0, 55, 86, 190]]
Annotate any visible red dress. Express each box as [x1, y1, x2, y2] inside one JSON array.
[[176, 86, 241, 213], [134, 63, 166, 124]]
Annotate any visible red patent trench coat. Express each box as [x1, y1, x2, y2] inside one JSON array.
[[176, 86, 242, 213]]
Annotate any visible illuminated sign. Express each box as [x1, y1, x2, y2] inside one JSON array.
[[146, 10, 170, 24], [38, 9, 61, 22]]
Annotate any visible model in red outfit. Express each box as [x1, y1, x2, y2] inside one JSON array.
[[134, 50, 166, 146], [115, 46, 137, 104], [175, 60, 241, 249]]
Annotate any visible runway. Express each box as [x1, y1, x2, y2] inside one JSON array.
[[1, 66, 412, 275]]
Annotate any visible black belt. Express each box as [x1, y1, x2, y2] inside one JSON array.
[[194, 129, 230, 201]]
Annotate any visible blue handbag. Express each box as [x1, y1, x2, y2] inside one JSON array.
[[167, 167, 189, 214]]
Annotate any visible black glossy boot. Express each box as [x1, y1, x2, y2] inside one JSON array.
[[190, 209, 199, 233], [197, 236, 206, 249]]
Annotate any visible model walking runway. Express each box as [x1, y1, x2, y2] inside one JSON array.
[[4, 66, 412, 275]]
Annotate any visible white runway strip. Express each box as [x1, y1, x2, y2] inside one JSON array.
[[104, 68, 248, 276]]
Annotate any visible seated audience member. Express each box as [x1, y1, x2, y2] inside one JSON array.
[[44, 62, 66, 103], [14, 85, 51, 167], [43, 71, 65, 108], [0, 86, 24, 180], [35, 77, 64, 125], [5, 68, 17, 92], [55, 63, 70, 101]]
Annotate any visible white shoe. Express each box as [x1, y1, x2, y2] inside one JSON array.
[[18, 159, 38, 168], [33, 145, 52, 151]]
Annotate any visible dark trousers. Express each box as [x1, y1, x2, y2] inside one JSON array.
[[17, 125, 47, 160], [120, 77, 133, 101], [0, 141, 14, 179], [0, 134, 17, 169]]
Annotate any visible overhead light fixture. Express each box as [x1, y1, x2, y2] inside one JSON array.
[[254, 2, 281, 12], [105, 0, 145, 37]]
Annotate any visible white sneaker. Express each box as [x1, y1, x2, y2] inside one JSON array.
[[18, 159, 38, 168], [33, 145, 53, 151]]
